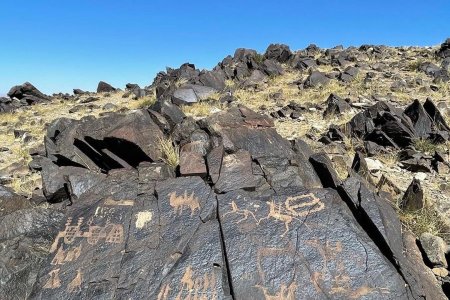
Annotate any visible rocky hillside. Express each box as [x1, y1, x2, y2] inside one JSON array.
[[1, 39, 450, 299]]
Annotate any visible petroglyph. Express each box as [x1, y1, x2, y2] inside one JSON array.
[[104, 198, 134, 206], [224, 193, 325, 236], [168, 191, 200, 216], [43, 269, 61, 289], [50, 217, 124, 253], [285, 193, 325, 217], [67, 269, 83, 293], [259, 193, 324, 236], [135, 210, 153, 229], [222, 201, 258, 223], [304, 239, 389, 298], [51, 245, 82, 265], [157, 265, 218, 300], [255, 283, 297, 300]]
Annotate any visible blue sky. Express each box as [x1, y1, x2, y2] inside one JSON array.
[[0, 0, 449, 96]]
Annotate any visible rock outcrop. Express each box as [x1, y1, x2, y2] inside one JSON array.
[[1, 102, 446, 299]]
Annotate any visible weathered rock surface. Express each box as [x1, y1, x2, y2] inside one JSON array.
[[1, 105, 447, 299]]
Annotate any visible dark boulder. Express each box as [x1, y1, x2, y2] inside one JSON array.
[[423, 98, 450, 132], [418, 61, 441, 76], [150, 99, 185, 127], [43, 110, 164, 175], [264, 43, 292, 63], [97, 81, 116, 93], [261, 59, 284, 76], [323, 93, 351, 116], [73, 89, 86, 95], [404, 99, 434, 138], [400, 178, 424, 210], [218, 188, 414, 299], [339, 66, 359, 82], [292, 55, 317, 70], [304, 71, 330, 88], [215, 150, 262, 193], [7, 82, 50, 105], [437, 38, 450, 58]]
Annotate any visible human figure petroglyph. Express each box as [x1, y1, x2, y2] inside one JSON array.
[[43, 269, 61, 289], [157, 266, 218, 300], [67, 269, 83, 293], [50, 217, 124, 253], [168, 191, 200, 216], [51, 245, 82, 265]]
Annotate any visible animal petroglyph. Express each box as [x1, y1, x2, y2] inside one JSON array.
[[223, 193, 325, 236], [43, 269, 61, 289], [168, 191, 200, 216], [50, 217, 124, 253], [67, 269, 83, 293], [304, 239, 388, 298], [135, 210, 153, 229], [261, 193, 325, 236], [51, 245, 82, 265], [222, 201, 258, 223], [157, 265, 218, 300]]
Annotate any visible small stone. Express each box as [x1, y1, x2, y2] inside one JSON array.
[[432, 267, 448, 277], [420, 232, 448, 268], [364, 158, 384, 171], [414, 172, 427, 181]]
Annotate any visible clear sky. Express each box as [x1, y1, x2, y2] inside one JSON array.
[[0, 0, 449, 96]]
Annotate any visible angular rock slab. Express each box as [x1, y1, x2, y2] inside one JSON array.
[[218, 188, 410, 299], [30, 171, 139, 299], [30, 175, 230, 299], [117, 177, 229, 299], [44, 109, 164, 172]]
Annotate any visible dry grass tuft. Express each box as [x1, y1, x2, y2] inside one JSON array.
[[399, 207, 450, 241], [181, 101, 222, 118], [157, 137, 180, 168], [129, 95, 157, 110]]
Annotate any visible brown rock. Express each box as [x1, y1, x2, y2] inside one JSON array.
[[179, 152, 207, 176]]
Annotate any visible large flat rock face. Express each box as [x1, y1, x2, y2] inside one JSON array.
[[218, 189, 409, 300], [2, 106, 446, 299], [30, 174, 230, 299]]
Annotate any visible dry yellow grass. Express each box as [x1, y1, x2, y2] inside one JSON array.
[[181, 101, 223, 118], [157, 137, 180, 168], [0, 91, 147, 195]]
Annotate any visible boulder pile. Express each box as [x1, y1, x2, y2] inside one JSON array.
[[1, 82, 51, 112], [321, 98, 450, 174], [1, 100, 447, 299]]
